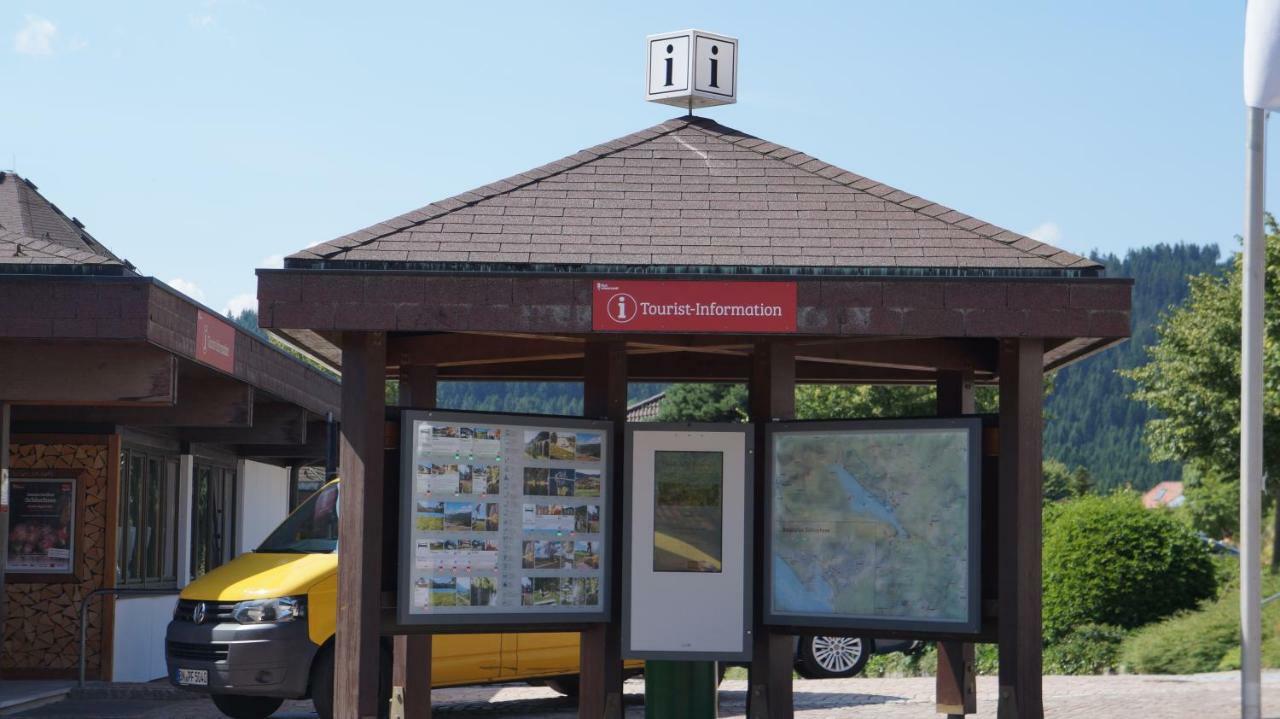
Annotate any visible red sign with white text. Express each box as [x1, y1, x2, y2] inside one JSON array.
[[195, 310, 236, 374], [592, 280, 797, 333]]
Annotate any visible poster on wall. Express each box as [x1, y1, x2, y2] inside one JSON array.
[[764, 418, 982, 633], [398, 410, 611, 627], [6, 476, 76, 574]]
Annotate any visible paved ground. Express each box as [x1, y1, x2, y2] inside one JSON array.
[[16, 672, 1280, 718]]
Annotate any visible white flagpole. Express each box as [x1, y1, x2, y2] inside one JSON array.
[[1242, 104, 1265, 719]]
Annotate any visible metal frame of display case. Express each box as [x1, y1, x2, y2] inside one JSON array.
[[763, 416, 983, 635]]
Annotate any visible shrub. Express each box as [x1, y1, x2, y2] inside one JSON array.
[[862, 643, 936, 678], [1043, 624, 1127, 674], [1042, 493, 1217, 641]]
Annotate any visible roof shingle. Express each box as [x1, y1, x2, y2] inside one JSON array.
[[0, 172, 132, 272], [287, 116, 1101, 274]]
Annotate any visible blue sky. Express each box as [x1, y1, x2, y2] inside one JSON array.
[[0, 1, 1257, 313]]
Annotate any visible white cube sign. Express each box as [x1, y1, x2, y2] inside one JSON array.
[[646, 30, 737, 109]]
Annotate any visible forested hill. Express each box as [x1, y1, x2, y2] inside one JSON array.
[[1044, 243, 1226, 492], [436, 382, 665, 416]]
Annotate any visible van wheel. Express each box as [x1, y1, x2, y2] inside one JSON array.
[[546, 677, 579, 697], [311, 647, 335, 719], [211, 694, 283, 719], [311, 643, 392, 719], [795, 635, 870, 679]]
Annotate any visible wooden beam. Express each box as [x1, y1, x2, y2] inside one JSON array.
[[335, 332, 387, 719], [936, 370, 977, 719], [13, 363, 253, 427], [579, 341, 626, 719], [390, 334, 585, 368], [748, 342, 794, 719], [0, 341, 176, 406], [181, 403, 308, 445], [432, 354, 950, 384], [394, 365, 433, 719], [796, 338, 998, 373], [231, 421, 328, 460], [997, 339, 1044, 719]]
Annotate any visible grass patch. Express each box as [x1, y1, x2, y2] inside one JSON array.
[[1120, 565, 1280, 674]]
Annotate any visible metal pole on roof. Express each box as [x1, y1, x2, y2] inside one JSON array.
[[324, 410, 338, 480], [1241, 104, 1266, 719]]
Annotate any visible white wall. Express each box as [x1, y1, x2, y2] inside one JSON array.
[[237, 460, 290, 552], [112, 595, 178, 682]]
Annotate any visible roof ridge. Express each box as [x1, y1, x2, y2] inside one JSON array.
[[678, 118, 1092, 269], [297, 117, 702, 260]]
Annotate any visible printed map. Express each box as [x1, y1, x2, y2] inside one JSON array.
[[771, 427, 972, 624]]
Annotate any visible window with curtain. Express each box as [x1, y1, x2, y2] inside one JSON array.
[[116, 447, 179, 587], [191, 461, 237, 580]]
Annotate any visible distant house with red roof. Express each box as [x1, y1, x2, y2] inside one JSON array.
[[1143, 481, 1185, 509]]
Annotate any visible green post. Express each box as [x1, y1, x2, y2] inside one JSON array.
[[645, 660, 718, 718]]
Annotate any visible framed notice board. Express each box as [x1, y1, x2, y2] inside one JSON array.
[[623, 423, 753, 660], [764, 417, 982, 634], [397, 410, 612, 627]]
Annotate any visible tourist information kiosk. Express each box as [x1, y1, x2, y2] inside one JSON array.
[[258, 30, 1133, 719]]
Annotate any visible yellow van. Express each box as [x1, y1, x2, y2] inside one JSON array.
[[164, 480, 641, 719]]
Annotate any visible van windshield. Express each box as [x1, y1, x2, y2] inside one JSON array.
[[257, 482, 339, 554]]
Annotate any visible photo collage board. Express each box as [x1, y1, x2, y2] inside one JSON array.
[[401, 410, 609, 623]]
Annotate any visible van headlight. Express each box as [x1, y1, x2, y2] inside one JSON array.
[[231, 596, 305, 624]]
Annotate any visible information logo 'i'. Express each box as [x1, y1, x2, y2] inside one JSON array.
[[606, 293, 637, 324]]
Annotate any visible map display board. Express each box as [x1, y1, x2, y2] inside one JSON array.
[[398, 410, 611, 627], [764, 418, 982, 633]]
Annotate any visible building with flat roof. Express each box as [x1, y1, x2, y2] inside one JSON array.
[[0, 172, 339, 682]]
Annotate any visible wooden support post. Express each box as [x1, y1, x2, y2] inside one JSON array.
[[747, 342, 795, 719], [580, 341, 626, 719], [393, 365, 436, 719], [0, 401, 9, 674], [336, 332, 388, 719], [997, 340, 1044, 719], [400, 365, 438, 408], [937, 369, 978, 717]]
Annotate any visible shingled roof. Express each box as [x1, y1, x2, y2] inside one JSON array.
[[288, 116, 1101, 276], [0, 172, 133, 273]]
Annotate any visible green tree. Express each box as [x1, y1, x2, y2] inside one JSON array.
[[1124, 224, 1280, 567], [1043, 459, 1074, 504], [794, 384, 1000, 420], [656, 383, 747, 422]]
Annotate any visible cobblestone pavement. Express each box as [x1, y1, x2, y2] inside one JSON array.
[[18, 672, 1280, 718]]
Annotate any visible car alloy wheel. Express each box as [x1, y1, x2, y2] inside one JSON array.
[[811, 636, 863, 674]]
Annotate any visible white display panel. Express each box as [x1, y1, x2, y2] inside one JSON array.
[[624, 424, 751, 660], [398, 410, 611, 627]]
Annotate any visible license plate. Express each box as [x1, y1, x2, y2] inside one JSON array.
[[177, 668, 208, 686]]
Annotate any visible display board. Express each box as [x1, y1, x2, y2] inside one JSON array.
[[6, 475, 76, 575], [765, 418, 982, 633], [398, 410, 611, 627], [624, 424, 752, 660]]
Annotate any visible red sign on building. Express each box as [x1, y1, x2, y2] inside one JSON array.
[[592, 280, 797, 333], [195, 310, 236, 374]]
